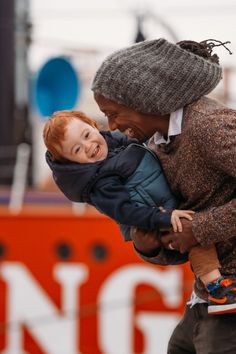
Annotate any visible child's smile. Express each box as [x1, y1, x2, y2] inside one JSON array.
[[60, 118, 108, 163]]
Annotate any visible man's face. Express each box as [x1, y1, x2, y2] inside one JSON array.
[[60, 118, 108, 163], [94, 94, 165, 142]]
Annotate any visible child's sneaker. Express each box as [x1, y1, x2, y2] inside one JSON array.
[[207, 277, 236, 314]]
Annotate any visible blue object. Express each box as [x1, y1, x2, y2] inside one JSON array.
[[33, 57, 80, 119], [207, 276, 224, 294]]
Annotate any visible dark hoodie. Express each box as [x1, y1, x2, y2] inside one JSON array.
[[46, 131, 175, 238]]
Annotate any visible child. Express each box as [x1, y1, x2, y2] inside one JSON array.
[[43, 109, 236, 315]]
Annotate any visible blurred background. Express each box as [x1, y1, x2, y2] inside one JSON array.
[[0, 1, 236, 353], [1, 0, 236, 205]]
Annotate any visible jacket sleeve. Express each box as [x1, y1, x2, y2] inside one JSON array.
[[90, 175, 172, 230], [192, 111, 236, 246], [118, 224, 132, 241]]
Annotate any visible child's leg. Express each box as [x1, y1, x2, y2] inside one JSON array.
[[189, 245, 236, 315], [189, 244, 220, 282]]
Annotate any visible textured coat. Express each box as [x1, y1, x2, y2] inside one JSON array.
[[139, 96, 236, 300]]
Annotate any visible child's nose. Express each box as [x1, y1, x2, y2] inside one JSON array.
[[84, 141, 91, 153]]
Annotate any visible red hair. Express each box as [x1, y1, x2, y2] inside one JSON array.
[[43, 110, 98, 160]]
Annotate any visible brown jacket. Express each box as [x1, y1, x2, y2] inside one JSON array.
[[139, 96, 236, 299]]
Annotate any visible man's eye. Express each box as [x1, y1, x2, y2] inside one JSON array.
[[75, 147, 80, 154], [107, 113, 117, 119]]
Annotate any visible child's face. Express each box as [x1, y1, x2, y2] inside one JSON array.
[[60, 118, 108, 163]]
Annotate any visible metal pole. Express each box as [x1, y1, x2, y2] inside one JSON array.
[[9, 143, 30, 214], [0, 0, 15, 145]]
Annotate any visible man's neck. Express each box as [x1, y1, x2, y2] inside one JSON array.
[[153, 108, 183, 145], [153, 113, 170, 136]]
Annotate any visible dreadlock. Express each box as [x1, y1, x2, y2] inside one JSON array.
[[177, 39, 232, 65]]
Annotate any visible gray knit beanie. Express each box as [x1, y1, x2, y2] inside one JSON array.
[[91, 38, 222, 115]]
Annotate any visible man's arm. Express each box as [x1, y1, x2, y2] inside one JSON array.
[[162, 110, 236, 251], [190, 111, 236, 246]]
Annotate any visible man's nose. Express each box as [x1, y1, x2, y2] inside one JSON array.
[[108, 118, 118, 131]]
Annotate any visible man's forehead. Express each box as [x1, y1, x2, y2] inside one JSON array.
[[95, 94, 123, 110]]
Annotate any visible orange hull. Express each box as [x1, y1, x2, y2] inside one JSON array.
[[0, 207, 193, 354]]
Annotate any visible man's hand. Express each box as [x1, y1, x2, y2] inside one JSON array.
[[161, 219, 199, 253], [130, 227, 161, 255]]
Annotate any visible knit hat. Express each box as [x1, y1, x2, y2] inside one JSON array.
[[91, 38, 222, 115]]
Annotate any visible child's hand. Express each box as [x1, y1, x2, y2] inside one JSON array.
[[171, 210, 195, 232]]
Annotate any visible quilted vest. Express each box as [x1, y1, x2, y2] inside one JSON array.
[[120, 144, 178, 240]]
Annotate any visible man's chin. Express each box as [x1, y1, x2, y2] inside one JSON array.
[[125, 129, 147, 142], [132, 133, 149, 143]]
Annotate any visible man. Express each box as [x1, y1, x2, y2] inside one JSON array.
[[91, 38, 236, 353]]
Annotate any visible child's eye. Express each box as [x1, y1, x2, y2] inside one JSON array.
[[75, 147, 80, 154]]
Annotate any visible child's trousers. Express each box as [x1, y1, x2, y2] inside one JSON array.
[[189, 245, 220, 279]]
